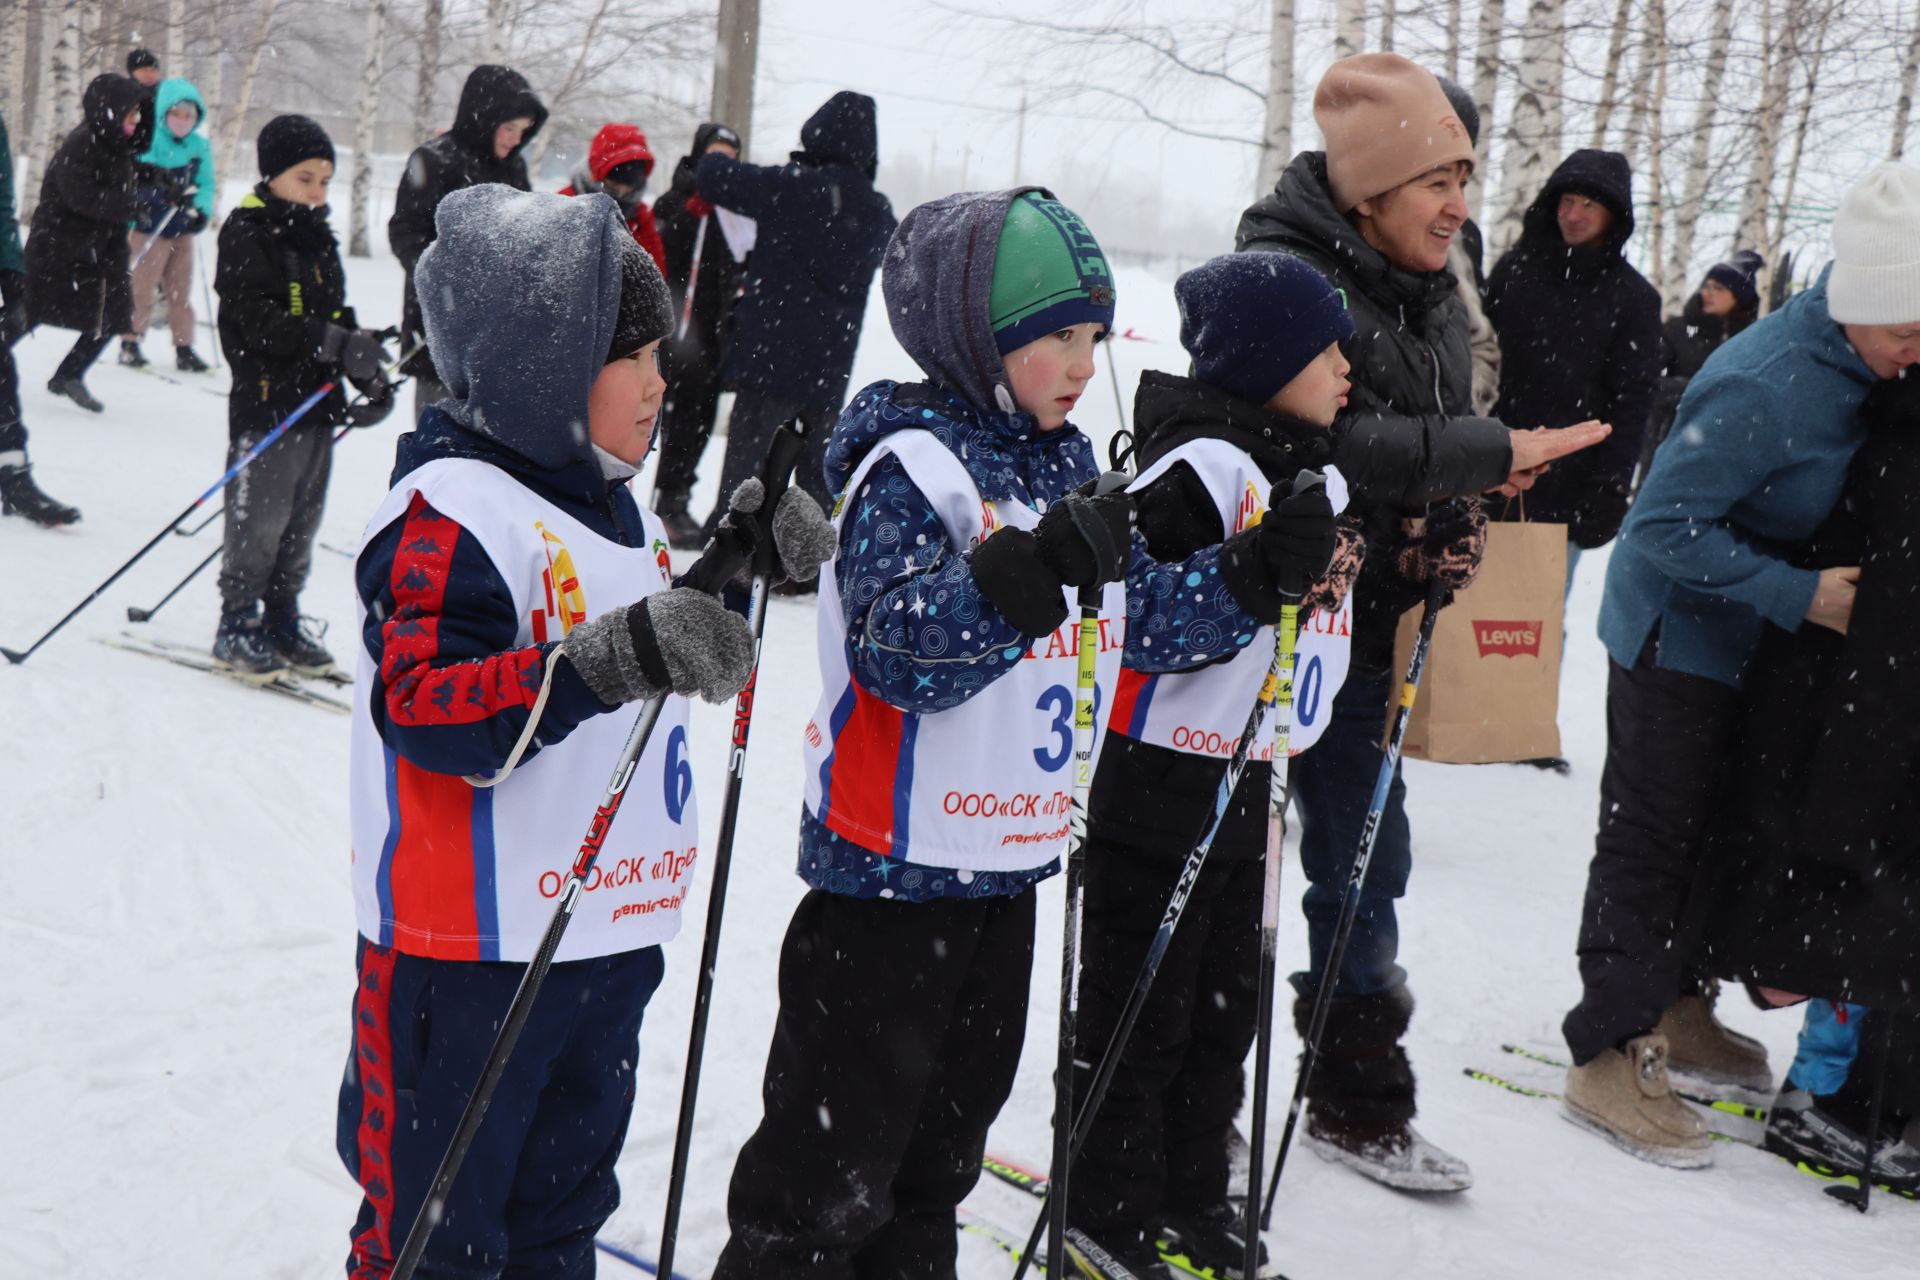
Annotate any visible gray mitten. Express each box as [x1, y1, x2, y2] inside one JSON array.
[[771, 487, 837, 583], [562, 587, 754, 705]]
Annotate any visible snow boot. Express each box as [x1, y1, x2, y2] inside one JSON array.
[[1764, 1085, 1920, 1192], [1562, 1034, 1714, 1169], [212, 609, 286, 682], [47, 374, 104, 413], [1293, 986, 1473, 1192], [0, 464, 81, 526], [118, 339, 149, 368], [1160, 1203, 1265, 1279], [653, 487, 705, 551], [263, 609, 338, 677], [175, 344, 212, 373], [1654, 981, 1774, 1094]]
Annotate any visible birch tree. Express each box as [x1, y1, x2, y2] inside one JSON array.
[[1732, 0, 1791, 256], [1470, 0, 1505, 226], [1640, 0, 1670, 301], [1493, 0, 1562, 259], [1767, 0, 1837, 283], [485, 0, 514, 63], [1542, 0, 1566, 154], [214, 0, 281, 198], [1590, 0, 1634, 147], [1893, 0, 1920, 158], [416, 0, 444, 142], [1334, 0, 1366, 60], [2, 1, 28, 139], [1663, 0, 1734, 311], [1380, 3, 1396, 52], [165, 0, 187, 71], [1446, 0, 1464, 79], [1258, 0, 1295, 196], [36, 0, 88, 212], [348, 0, 386, 258]]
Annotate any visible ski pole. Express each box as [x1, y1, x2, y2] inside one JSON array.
[[175, 506, 223, 537], [1016, 472, 1326, 1277], [1261, 575, 1449, 1225], [1826, 1013, 1894, 1214], [654, 419, 813, 1280], [129, 421, 358, 623], [195, 231, 221, 371], [674, 214, 709, 342], [1, 381, 334, 664], [1245, 599, 1301, 1280], [388, 693, 673, 1280], [128, 205, 181, 275]]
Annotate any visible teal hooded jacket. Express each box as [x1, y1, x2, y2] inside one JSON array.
[[132, 78, 216, 234]]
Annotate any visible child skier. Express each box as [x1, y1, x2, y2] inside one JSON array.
[[1070, 251, 1361, 1279], [336, 183, 833, 1278], [211, 114, 393, 679], [559, 121, 669, 276], [120, 76, 217, 372], [710, 190, 1337, 1280]]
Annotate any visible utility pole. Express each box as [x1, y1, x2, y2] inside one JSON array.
[[710, 0, 760, 157]]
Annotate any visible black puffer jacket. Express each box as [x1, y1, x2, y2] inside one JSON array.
[[1701, 374, 1920, 1011], [1235, 151, 1508, 674], [693, 92, 895, 408], [654, 123, 747, 368], [388, 65, 547, 383], [216, 186, 355, 438], [1485, 149, 1662, 548], [24, 74, 154, 334]]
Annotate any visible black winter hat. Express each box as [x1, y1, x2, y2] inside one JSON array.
[[257, 114, 336, 180], [607, 233, 673, 364], [127, 48, 159, 74], [1706, 248, 1765, 313], [1176, 252, 1355, 406]]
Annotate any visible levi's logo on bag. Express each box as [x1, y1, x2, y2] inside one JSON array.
[[1473, 620, 1543, 658]]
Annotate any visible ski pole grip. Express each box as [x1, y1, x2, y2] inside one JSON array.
[[1076, 468, 1134, 610], [751, 419, 809, 577]]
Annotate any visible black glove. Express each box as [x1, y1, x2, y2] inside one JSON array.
[[1219, 480, 1337, 623], [970, 485, 1134, 637], [678, 479, 763, 596], [562, 587, 755, 705], [344, 372, 395, 428], [321, 324, 389, 383]]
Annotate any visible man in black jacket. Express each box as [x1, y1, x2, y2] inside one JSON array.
[[693, 91, 895, 529], [1486, 149, 1662, 586], [388, 64, 546, 410], [651, 121, 747, 547]]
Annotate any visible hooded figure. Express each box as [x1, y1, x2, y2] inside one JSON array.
[[692, 91, 896, 519], [131, 77, 215, 236], [388, 64, 548, 387], [23, 74, 155, 337], [1485, 148, 1662, 550], [559, 123, 667, 275]]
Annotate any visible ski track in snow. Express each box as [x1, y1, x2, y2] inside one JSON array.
[[2, 247, 1911, 1279]]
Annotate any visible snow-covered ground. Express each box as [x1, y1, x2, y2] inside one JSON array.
[[1, 245, 1909, 1280]]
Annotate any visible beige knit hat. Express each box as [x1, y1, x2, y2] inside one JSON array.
[[1828, 161, 1920, 325], [1314, 53, 1475, 212]]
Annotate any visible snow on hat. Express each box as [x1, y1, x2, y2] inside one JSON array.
[[1828, 162, 1920, 326], [988, 192, 1117, 354], [1314, 53, 1475, 212], [607, 232, 673, 364], [1176, 252, 1355, 406], [1705, 249, 1765, 313], [127, 48, 159, 74], [256, 114, 334, 180]]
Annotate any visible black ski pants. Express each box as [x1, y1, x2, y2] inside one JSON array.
[[1069, 841, 1262, 1234], [2, 310, 111, 461], [1563, 634, 1745, 1065], [217, 422, 333, 616], [704, 388, 840, 529], [713, 887, 1035, 1280], [653, 326, 727, 498]]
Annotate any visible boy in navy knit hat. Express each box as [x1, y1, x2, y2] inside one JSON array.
[[712, 197, 1336, 1280], [1070, 249, 1361, 1277]]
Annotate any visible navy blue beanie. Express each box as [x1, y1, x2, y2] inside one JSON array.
[[1705, 248, 1764, 313], [1176, 253, 1354, 406], [257, 113, 335, 180]]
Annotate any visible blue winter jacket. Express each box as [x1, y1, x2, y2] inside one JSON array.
[[132, 78, 215, 235], [1597, 269, 1878, 686]]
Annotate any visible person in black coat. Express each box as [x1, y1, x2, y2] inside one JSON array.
[[388, 64, 546, 405], [650, 120, 747, 546], [0, 108, 81, 525], [1638, 251, 1764, 483], [1485, 149, 1662, 578], [10, 74, 153, 414], [692, 91, 896, 525], [214, 115, 392, 680]]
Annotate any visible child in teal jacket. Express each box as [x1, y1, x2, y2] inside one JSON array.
[[120, 77, 217, 372]]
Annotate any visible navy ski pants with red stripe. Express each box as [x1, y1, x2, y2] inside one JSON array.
[[336, 936, 665, 1279]]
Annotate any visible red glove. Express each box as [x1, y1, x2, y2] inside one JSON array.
[[685, 194, 713, 219]]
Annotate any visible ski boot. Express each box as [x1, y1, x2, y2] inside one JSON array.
[[653, 486, 705, 550], [176, 344, 211, 373], [1765, 1084, 1920, 1193], [1655, 981, 1774, 1095], [1295, 986, 1474, 1192], [1160, 1203, 1266, 1279], [213, 608, 286, 682], [264, 609, 339, 678], [1056, 1226, 1172, 1280], [119, 338, 150, 368], [48, 374, 104, 413], [0, 464, 81, 526], [1562, 1034, 1713, 1169]]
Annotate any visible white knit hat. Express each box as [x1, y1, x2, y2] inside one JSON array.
[[1828, 161, 1920, 325]]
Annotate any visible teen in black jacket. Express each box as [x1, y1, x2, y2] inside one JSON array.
[[388, 64, 546, 394]]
